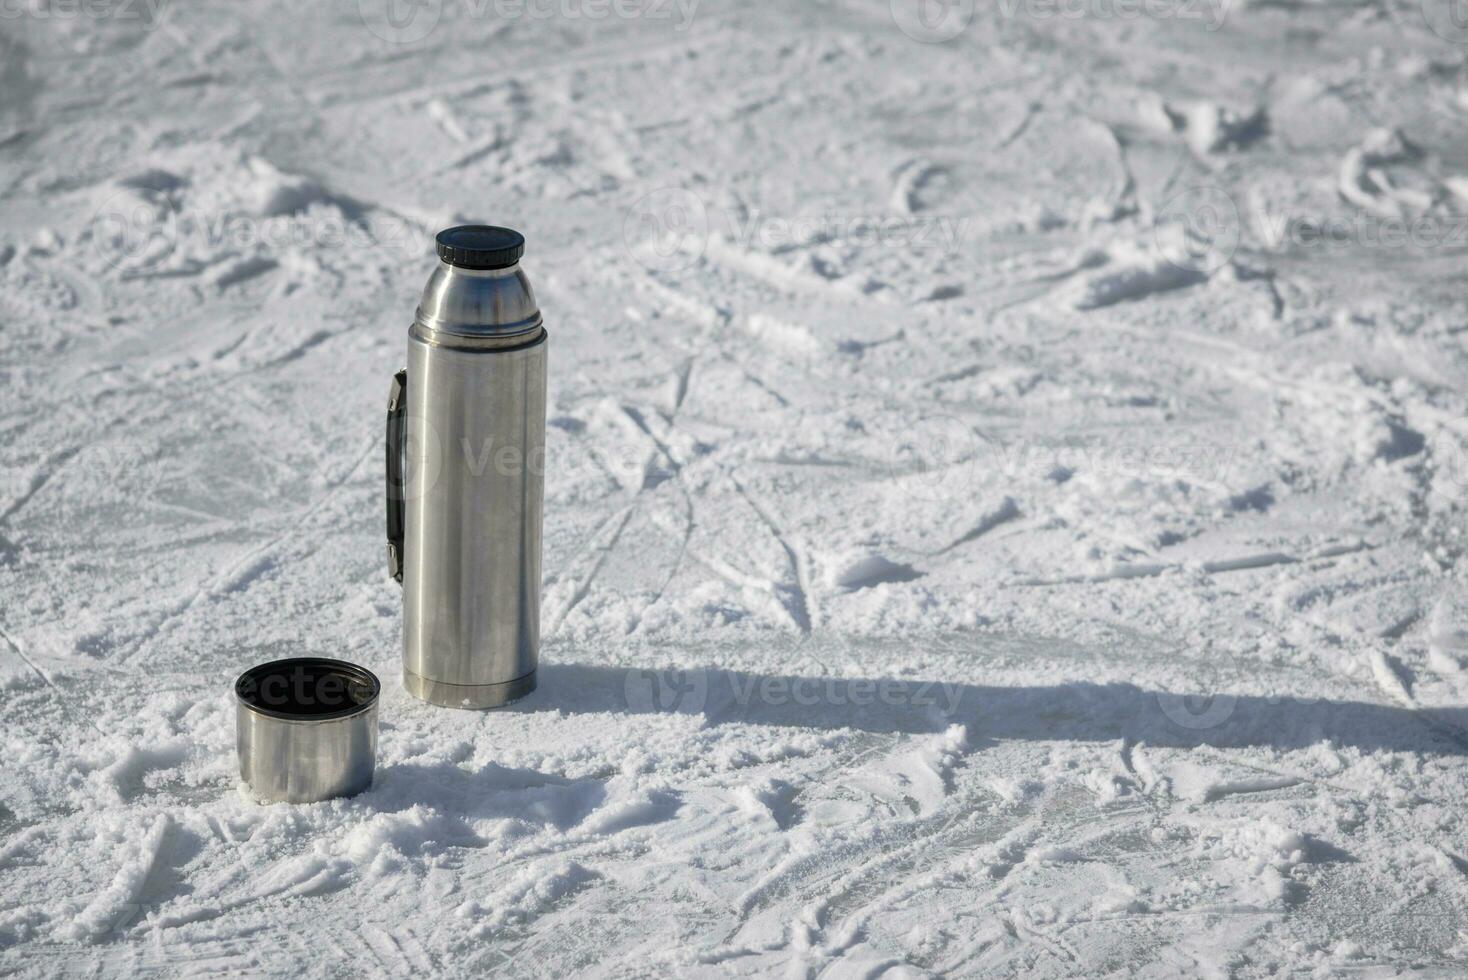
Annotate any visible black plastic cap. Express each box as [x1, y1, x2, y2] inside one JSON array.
[[436, 225, 525, 270]]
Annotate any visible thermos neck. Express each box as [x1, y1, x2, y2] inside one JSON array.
[[414, 259, 543, 343]]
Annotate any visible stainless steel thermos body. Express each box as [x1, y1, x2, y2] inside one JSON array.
[[388, 227, 547, 709]]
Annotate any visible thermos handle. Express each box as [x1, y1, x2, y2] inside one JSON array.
[[386, 368, 408, 585]]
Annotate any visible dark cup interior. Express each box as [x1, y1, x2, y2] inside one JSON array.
[[235, 658, 380, 721]]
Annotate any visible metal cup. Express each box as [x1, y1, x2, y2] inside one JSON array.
[[235, 658, 380, 804]]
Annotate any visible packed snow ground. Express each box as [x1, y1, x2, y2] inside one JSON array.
[[5, 0, 1468, 975]]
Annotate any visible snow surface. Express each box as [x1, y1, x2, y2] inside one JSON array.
[[4, 0, 1468, 975]]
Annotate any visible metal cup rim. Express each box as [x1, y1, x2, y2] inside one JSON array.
[[234, 657, 381, 724]]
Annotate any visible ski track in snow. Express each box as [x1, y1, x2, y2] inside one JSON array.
[[3, 2, 1468, 976]]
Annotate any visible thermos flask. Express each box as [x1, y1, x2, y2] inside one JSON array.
[[387, 226, 547, 708]]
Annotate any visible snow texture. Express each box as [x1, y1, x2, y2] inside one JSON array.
[[3, 0, 1468, 975]]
